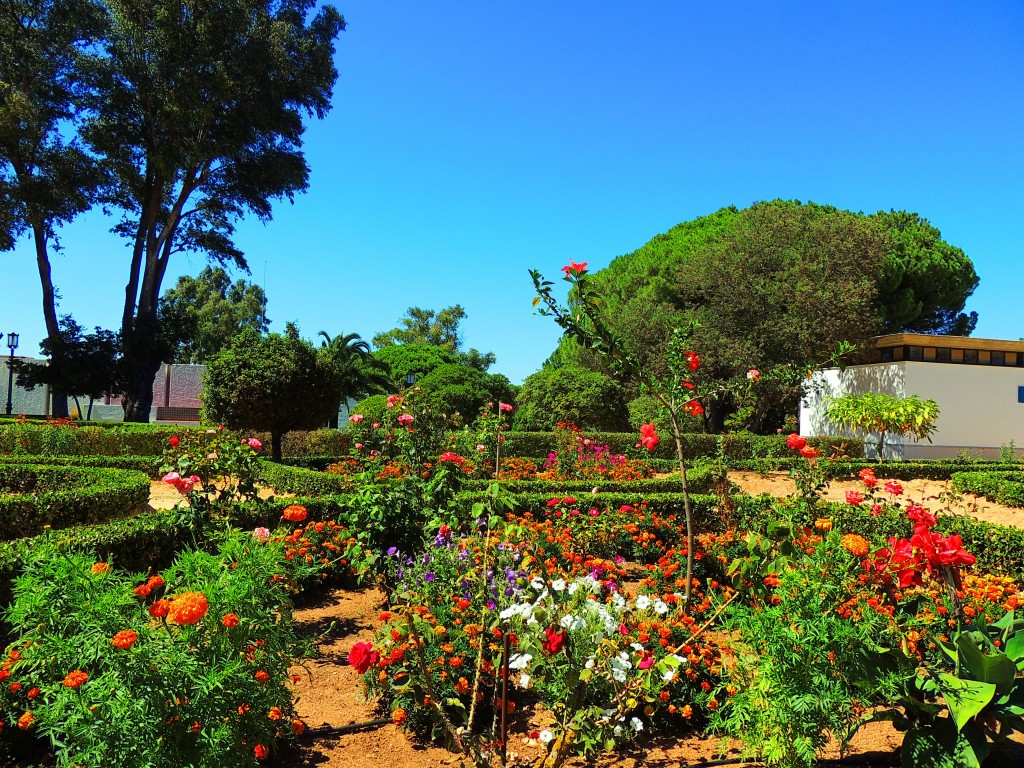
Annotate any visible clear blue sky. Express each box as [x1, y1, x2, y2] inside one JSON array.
[[4, 1, 1022, 383]]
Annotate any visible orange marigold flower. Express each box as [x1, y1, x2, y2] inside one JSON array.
[[17, 711, 33, 730], [841, 534, 871, 558], [111, 630, 138, 649], [146, 575, 165, 590], [8, 683, 20, 693], [133, 583, 152, 598], [814, 518, 833, 532], [392, 708, 407, 725], [291, 719, 305, 735], [268, 707, 283, 721], [26, 687, 39, 700], [63, 670, 88, 689], [167, 592, 209, 625], [148, 599, 171, 619], [91, 562, 110, 574], [283, 505, 308, 523], [254, 743, 269, 761], [221, 613, 240, 628], [255, 670, 269, 684]]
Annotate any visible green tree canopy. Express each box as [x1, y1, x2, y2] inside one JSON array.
[[413, 363, 515, 425], [202, 324, 344, 460], [85, 0, 345, 421], [513, 365, 630, 432], [14, 315, 118, 419], [0, 0, 108, 417], [373, 305, 495, 371], [317, 330, 391, 424], [162, 267, 268, 364], [371, 343, 462, 388], [560, 200, 978, 431]]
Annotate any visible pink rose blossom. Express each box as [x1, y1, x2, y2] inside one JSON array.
[[162, 472, 181, 485], [349, 414, 364, 423], [246, 438, 262, 451], [476, 444, 486, 452], [398, 414, 414, 426], [747, 369, 761, 381], [252, 527, 271, 541], [499, 402, 513, 412]]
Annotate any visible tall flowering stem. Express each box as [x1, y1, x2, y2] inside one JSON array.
[[531, 267, 703, 607]]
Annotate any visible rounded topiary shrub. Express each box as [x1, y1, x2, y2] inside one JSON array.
[[513, 366, 630, 432]]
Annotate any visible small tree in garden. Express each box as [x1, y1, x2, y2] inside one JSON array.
[[202, 325, 344, 460], [825, 392, 939, 460]]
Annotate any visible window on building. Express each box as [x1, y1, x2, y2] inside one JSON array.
[[964, 349, 979, 364], [991, 351, 1005, 366], [936, 348, 951, 363], [906, 345, 923, 361], [880, 347, 894, 362]]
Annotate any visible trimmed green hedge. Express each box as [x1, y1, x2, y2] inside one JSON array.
[[0, 464, 150, 540], [951, 471, 1024, 508], [729, 459, 1024, 481], [463, 463, 723, 496], [259, 461, 353, 496], [0, 453, 164, 477]]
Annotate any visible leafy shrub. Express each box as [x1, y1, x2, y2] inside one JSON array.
[[950, 471, 1024, 508], [0, 465, 150, 539], [261, 461, 353, 496], [0, 531, 310, 768], [513, 366, 631, 432], [0, 454, 163, 477]]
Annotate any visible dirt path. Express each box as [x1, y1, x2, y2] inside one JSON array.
[[728, 471, 1024, 529], [147, 480, 287, 510]]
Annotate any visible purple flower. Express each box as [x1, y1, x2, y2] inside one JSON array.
[[387, 547, 398, 556], [424, 572, 435, 583], [486, 599, 497, 610]]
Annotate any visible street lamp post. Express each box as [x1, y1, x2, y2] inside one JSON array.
[[5, 332, 18, 417]]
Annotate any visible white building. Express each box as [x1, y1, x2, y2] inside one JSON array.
[[801, 333, 1024, 460]]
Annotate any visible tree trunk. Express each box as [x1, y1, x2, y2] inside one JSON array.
[[271, 432, 283, 462], [121, 355, 160, 422], [32, 223, 68, 418]]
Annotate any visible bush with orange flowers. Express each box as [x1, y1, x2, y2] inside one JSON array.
[[0, 530, 311, 768]]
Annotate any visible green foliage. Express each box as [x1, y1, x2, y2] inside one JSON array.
[[162, 267, 269, 364], [712, 532, 905, 767], [875, 210, 979, 335], [202, 326, 345, 460], [0, 532, 310, 768], [414, 364, 515, 425], [950, 471, 1024, 508], [371, 343, 461, 387], [513, 366, 630, 432], [627, 394, 673, 434], [0, 465, 149, 539], [317, 331, 392, 409], [260, 460, 353, 496], [14, 316, 119, 419], [826, 392, 940, 458], [372, 306, 494, 370], [566, 201, 977, 431]]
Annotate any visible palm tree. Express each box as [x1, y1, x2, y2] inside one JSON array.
[[318, 331, 393, 427]]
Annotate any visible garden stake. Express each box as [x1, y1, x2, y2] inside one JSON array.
[[500, 631, 509, 767]]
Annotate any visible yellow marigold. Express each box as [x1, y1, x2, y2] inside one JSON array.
[[392, 708, 407, 725], [841, 534, 871, 558], [111, 629, 138, 649], [63, 670, 88, 689], [167, 592, 209, 625], [814, 517, 833, 532], [17, 711, 33, 730]]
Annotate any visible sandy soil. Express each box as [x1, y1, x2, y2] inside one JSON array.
[[728, 471, 1024, 530], [147, 480, 287, 510], [279, 584, 917, 768]]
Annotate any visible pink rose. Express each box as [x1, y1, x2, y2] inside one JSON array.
[[246, 438, 262, 451], [747, 369, 760, 381], [476, 444, 486, 452], [499, 402, 513, 412], [253, 527, 271, 541], [349, 414, 364, 423], [354, 443, 363, 450], [398, 414, 414, 426], [162, 472, 181, 485]]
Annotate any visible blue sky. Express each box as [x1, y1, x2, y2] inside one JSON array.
[[4, 1, 1022, 383]]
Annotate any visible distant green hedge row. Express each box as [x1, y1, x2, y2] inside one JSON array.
[[462, 463, 723, 496], [730, 459, 1024, 481], [0, 453, 164, 477], [0, 464, 150, 540], [950, 471, 1024, 508]]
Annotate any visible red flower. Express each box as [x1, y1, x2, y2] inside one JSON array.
[[799, 446, 818, 459], [168, 436, 180, 448], [397, 413, 414, 426], [254, 744, 269, 761], [541, 627, 566, 655], [221, 613, 240, 628], [686, 351, 701, 371], [884, 480, 904, 496], [683, 400, 704, 417], [906, 503, 936, 528], [858, 467, 877, 488], [639, 423, 659, 451], [348, 642, 379, 674], [167, 592, 209, 625], [148, 599, 170, 618], [561, 260, 588, 277], [845, 491, 864, 505], [254, 670, 270, 683], [785, 433, 807, 451]]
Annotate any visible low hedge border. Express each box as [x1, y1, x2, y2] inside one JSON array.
[[0, 464, 151, 540], [462, 464, 723, 496], [259, 461, 353, 496], [950, 471, 1024, 508], [0, 454, 164, 477], [729, 459, 1024, 481]]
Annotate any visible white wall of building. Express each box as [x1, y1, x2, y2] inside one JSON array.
[[800, 361, 1024, 460]]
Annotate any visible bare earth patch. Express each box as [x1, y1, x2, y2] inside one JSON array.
[[728, 471, 1024, 529]]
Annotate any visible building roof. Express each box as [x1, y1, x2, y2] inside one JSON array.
[[873, 333, 1024, 354]]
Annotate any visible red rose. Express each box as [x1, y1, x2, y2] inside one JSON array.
[[799, 446, 818, 459], [845, 491, 864, 505], [785, 433, 807, 451], [541, 627, 566, 655], [168, 436, 180, 448], [348, 641, 379, 674]]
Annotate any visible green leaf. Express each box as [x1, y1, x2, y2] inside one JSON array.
[[936, 673, 996, 730], [957, 634, 1018, 694]]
